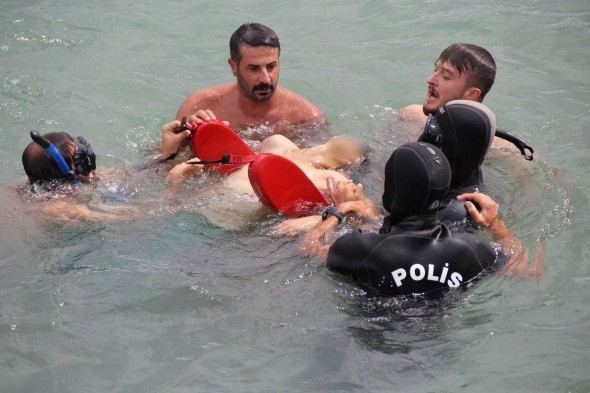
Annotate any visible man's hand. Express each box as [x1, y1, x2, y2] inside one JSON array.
[[160, 120, 191, 161], [166, 157, 205, 191], [185, 109, 230, 129], [327, 177, 364, 205], [160, 110, 230, 161], [457, 192, 498, 228]]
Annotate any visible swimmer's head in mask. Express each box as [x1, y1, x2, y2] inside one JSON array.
[[381, 142, 451, 227], [418, 100, 495, 188], [71, 135, 96, 177], [23, 131, 96, 184]]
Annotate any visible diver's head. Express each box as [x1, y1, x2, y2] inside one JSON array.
[[381, 142, 450, 225], [22, 131, 96, 184], [419, 100, 495, 189]]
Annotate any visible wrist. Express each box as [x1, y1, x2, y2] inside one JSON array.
[[483, 215, 498, 229], [322, 205, 344, 223]]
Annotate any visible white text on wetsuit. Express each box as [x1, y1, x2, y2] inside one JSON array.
[[391, 263, 462, 288]]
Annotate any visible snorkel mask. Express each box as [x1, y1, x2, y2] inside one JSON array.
[[29, 131, 96, 184], [72, 135, 96, 176]]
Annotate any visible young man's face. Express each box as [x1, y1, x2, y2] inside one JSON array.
[[229, 44, 280, 102], [422, 60, 478, 115]]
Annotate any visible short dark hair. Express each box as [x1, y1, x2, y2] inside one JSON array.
[[437, 43, 496, 100], [229, 23, 280, 63], [22, 131, 74, 183]]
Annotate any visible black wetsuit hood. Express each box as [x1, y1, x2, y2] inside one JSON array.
[[419, 100, 495, 190], [380, 142, 451, 232]]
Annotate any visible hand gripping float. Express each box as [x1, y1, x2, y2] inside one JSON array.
[[187, 120, 328, 217]]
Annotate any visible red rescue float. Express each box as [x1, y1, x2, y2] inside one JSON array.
[[190, 120, 328, 217], [190, 120, 255, 174], [248, 153, 328, 217]]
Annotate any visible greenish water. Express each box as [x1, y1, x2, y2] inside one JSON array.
[[1, 1, 589, 392]]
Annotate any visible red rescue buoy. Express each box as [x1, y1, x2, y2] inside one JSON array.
[[248, 153, 328, 217], [191, 120, 255, 174]]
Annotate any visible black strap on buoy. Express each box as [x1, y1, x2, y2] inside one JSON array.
[[495, 128, 534, 161], [187, 153, 258, 165], [176, 116, 189, 134]]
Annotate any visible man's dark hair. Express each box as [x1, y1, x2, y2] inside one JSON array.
[[438, 43, 496, 100], [229, 23, 280, 63], [22, 131, 74, 183]]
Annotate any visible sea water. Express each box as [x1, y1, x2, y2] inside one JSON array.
[[0, 0, 589, 392]]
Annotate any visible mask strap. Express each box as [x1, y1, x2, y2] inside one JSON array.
[[495, 129, 534, 161], [30, 131, 80, 184]]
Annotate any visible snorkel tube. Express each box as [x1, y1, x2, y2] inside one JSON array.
[[495, 129, 534, 161], [30, 130, 80, 184]]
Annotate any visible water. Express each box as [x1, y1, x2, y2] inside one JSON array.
[[1, 0, 589, 392]]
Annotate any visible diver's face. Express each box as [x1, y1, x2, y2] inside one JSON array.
[[423, 60, 470, 115], [229, 45, 280, 102]]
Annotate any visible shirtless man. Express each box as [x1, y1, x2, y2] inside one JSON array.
[[176, 22, 325, 139]]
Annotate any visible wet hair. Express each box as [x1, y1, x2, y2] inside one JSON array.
[[381, 142, 451, 226], [22, 132, 74, 183], [229, 22, 280, 63], [437, 43, 496, 101]]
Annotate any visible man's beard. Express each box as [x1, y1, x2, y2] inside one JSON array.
[[238, 76, 275, 102]]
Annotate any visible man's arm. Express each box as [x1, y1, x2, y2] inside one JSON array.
[[274, 178, 379, 236], [458, 192, 544, 278], [300, 198, 378, 263], [158, 111, 228, 162]]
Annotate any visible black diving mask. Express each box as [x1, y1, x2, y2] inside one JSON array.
[[72, 136, 96, 176]]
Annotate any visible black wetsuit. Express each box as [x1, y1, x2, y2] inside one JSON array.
[[327, 216, 506, 297], [419, 101, 495, 231], [437, 170, 484, 231]]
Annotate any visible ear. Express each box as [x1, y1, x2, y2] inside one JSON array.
[[228, 58, 238, 77], [463, 87, 482, 101]]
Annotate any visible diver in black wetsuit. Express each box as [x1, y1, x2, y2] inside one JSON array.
[[300, 142, 543, 297], [418, 99, 534, 230], [419, 99, 494, 229]]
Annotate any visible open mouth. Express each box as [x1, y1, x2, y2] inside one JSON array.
[[427, 88, 438, 100]]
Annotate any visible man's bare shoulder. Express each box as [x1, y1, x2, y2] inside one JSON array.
[[276, 87, 324, 121], [400, 104, 428, 122], [176, 83, 236, 119]]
